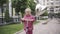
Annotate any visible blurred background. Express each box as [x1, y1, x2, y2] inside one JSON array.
[[0, 0, 60, 34]]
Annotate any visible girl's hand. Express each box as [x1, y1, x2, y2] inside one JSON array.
[[21, 18, 33, 21], [21, 18, 28, 21], [27, 19, 33, 21], [29, 19, 33, 21]]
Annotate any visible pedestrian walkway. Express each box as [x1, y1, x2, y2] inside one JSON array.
[[15, 18, 60, 34], [34, 18, 60, 34]]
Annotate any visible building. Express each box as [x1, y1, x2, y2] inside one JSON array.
[[34, 0, 47, 20], [44, 0, 60, 18], [46, 0, 60, 13], [37, 0, 60, 13], [34, 0, 60, 18]]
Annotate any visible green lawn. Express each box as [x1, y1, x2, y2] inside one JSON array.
[[0, 23, 23, 34], [0, 21, 39, 34]]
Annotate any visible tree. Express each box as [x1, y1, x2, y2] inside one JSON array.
[[40, 10, 48, 16], [12, 0, 28, 16], [28, 0, 36, 15], [12, 0, 36, 16]]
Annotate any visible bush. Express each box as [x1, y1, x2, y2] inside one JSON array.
[[57, 13, 60, 16], [41, 11, 48, 16], [57, 13, 60, 18]]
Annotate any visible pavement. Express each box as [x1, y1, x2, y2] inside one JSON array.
[[15, 18, 60, 34]]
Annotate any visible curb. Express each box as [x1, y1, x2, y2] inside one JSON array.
[[14, 29, 24, 34]]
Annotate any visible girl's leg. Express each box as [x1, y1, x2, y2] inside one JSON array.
[[29, 30, 33, 34], [26, 30, 32, 34], [25, 29, 29, 34]]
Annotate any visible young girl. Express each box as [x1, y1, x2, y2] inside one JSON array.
[[21, 8, 35, 34]]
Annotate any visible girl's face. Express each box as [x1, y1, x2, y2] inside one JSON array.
[[25, 11, 31, 15]]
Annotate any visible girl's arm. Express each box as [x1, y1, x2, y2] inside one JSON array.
[[21, 15, 26, 22], [31, 16, 35, 22]]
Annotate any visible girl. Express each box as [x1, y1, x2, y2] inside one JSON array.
[[21, 8, 35, 34]]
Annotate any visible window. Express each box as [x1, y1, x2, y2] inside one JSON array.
[[59, 2, 60, 3], [56, 6, 59, 8], [47, 0, 49, 1], [47, 3, 49, 5], [51, 3, 54, 5], [50, 10, 54, 12], [56, 2, 60, 5], [43, 4, 45, 5], [56, 10, 58, 11], [59, 9, 60, 11], [43, 0, 45, 2], [50, 7, 54, 10], [50, 7, 54, 12]]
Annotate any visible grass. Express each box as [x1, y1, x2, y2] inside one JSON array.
[[0, 21, 39, 34], [0, 23, 23, 34]]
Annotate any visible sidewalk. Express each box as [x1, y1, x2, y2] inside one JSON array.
[[14, 19, 49, 34]]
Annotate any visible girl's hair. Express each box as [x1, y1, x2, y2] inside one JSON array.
[[25, 8, 31, 12]]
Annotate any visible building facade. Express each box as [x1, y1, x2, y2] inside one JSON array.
[[46, 0, 60, 13], [34, 0, 60, 18], [34, 0, 47, 20], [45, 0, 60, 18], [0, 3, 21, 25]]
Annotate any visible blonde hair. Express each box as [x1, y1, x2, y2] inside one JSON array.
[[25, 8, 31, 12]]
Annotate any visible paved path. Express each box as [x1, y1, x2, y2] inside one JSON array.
[[15, 18, 60, 34]]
